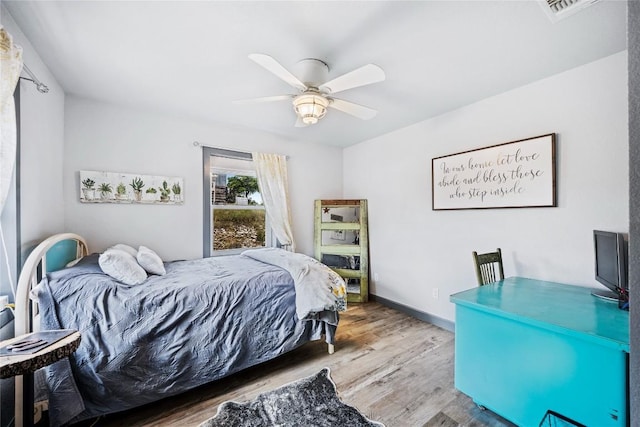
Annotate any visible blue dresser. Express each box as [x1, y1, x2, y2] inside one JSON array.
[[450, 277, 629, 427]]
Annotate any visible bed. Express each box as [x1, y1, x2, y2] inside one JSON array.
[[14, 233, 344, 426]]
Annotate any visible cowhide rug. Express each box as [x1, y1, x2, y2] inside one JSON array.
[[199, 368, 384, 427]]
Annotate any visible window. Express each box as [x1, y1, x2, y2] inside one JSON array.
[[202, 147, 269, 256]]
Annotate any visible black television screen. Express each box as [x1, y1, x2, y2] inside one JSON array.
[[593, 230, 628, 301]]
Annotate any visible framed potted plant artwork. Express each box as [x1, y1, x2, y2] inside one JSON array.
[[79, 171, 184, 205]]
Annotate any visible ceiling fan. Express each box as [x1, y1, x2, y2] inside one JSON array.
[[234, 54, 385, 127]]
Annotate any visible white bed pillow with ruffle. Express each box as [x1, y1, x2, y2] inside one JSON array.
[[137, 246, 166, 276], [99, 248, 147, 285]]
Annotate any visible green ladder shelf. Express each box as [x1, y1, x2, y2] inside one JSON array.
[[314, 199, 369, 303]]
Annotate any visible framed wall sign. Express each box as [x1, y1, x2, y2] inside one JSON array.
[[432, 133, 556, 210]]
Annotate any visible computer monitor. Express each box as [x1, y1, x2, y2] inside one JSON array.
[[592, 230, 628, 303]]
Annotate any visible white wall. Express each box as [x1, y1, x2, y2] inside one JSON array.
[[63, 97, 343, 261], [1, 6, 66, 257], [344, 51, 628, 322]]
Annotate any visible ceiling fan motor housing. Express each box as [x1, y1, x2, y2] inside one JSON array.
[[294, 58, 329, 88]]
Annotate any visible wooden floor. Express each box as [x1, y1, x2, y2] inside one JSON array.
[[75, 303, 515, 427]]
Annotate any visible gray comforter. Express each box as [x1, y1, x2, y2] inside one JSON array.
[[35, 253, 337, 425]]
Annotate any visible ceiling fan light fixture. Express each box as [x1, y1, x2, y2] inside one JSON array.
[[293, 93, 329, 125]]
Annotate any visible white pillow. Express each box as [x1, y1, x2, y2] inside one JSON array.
[[137, 246, 166, 276], [99, 248, 147, 285], [109, 243, 138, 258]]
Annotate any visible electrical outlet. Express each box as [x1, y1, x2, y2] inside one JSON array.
[[432, 288, 439, 299], [0, 295, 8, 308]]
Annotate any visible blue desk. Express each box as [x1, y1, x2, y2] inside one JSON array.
[[450, 277, 629, 427]]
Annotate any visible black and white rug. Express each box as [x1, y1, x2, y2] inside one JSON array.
[[199, 368, 384, 427]]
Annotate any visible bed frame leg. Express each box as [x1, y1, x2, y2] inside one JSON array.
[[328, 343, 335, 354]]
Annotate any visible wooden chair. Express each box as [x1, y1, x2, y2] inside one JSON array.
[[472, 248, 504, 286]]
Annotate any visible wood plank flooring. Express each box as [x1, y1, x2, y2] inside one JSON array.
[[74, 303, 515, 427]]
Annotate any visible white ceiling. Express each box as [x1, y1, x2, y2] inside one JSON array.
[[4, 1, 627, 147]]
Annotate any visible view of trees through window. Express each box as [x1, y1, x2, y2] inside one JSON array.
[[211, 169, 266, 252], [225, 176, 260, 204]]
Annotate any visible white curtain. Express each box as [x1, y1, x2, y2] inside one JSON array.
[[0, 27, 23, 301], [252, 152, 296, 252], [0, 26, 23, 213]]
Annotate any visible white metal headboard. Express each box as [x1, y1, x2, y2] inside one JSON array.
[[12, 233, 87, 427], [15, 233, 88, 336]]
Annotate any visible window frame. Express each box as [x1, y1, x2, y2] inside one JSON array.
[[202, 147, 271, 257]]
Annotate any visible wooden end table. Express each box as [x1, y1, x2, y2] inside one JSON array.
[[0, 331, 81, 427]]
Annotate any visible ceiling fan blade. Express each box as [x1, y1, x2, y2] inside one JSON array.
[[248, 54, 307, 92], [233, 95, 294, 105], [319, 64, 385, 94], [329, 98, 378, 120]]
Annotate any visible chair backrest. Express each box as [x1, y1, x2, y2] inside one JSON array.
[[472, 248, 505, 286]]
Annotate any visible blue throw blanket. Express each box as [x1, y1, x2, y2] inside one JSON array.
[[34, 254, 337, 425]]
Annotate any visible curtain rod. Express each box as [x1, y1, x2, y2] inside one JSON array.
[[20, 64, 49, 93], [193, 141, 290, 159]]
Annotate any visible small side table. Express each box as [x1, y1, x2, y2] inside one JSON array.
[[0, 331, 81, 427]]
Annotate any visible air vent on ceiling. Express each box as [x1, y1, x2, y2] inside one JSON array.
[[539, 0, 601, 22]]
